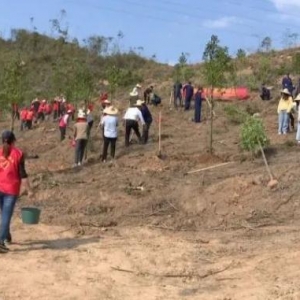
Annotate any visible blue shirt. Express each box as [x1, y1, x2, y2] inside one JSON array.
[[140, 105, 153, 124]]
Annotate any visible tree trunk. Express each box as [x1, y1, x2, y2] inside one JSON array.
[[11, 113, 15, 132], [209, 87, 214, 154]]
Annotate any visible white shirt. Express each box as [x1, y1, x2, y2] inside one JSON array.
[[101, 115, 118, 138], [123, 107, 145, 124]]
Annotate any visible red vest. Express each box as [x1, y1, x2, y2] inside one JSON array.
[[26, 111, 34, 121], [0, 147, 23, 195], [20, 110, 28, 120]]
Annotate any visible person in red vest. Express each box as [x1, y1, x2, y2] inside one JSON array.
[[26, 108, 34, 130], [0, 130, 32, 253], [59, 110, 72, 141], [66, 103, 75, 121], [20, 107, 28, 131], [37, 100, 47, 122], [45, 101, 52, 121], [53, 99, 59, 121], [100, 92, 108, 102]]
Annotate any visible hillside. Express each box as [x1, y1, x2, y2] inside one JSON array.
[[2, 32, 300, 299], [0, 29, 172, 103]]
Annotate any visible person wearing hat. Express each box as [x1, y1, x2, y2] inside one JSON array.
[[101, 99, 111, 111], [282, 73, 294, 96], [0, 130, 32, 253], [277, 88, 294, 135], [129, 84, 142, 106], [123, 101, 145, 147], [100, 106, 119, 162], [137, 99, 153, 144], [73, 110, 88, 167], [59, 109, 72, 141]]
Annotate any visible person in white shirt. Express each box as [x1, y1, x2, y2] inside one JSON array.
[[123, 101, 145, 147], [100, 106, 119, 162]]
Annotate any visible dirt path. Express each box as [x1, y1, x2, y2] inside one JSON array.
[[2, 214, 300, 300]]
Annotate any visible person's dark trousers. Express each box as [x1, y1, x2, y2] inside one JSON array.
[[75, 139, 87, 164], [102, 137, 117, 161], [184, 96, 192, 110], [12, 111, 20, 121], [38, 112, 45, 121], [194, 99, 202, 123], [59, 126, 66, 141], [20, 120, 26, 131], [174, 95, 182, 108], [289, 113, 295, 130], [0, 192, 17, 243], [142, 122, 151, 144], [53, 110, 58, 121], [27, 120, 32, 130], [87, 121, 94, 138], [125, 120, 142, 147]]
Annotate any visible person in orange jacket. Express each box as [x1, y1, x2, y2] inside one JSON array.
[[20, 107, 28, 131], [26, 109, 34, 130]]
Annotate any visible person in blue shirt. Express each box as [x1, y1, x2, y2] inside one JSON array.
[[183, 81, 194, 111], [194, 86, 204, 123], [137, 100, 153, 144], [282, 74, 294, 96]]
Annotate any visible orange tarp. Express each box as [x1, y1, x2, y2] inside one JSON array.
[[201, 87, 250, 101]]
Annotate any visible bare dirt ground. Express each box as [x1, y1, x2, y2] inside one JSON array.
[[1, 97, 300, 299]]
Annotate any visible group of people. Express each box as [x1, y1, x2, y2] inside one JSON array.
[[15, 96, 77, 131], [68, 95, 153, 167], [173, 81, 205, 123], [277, 74, 300, 143]]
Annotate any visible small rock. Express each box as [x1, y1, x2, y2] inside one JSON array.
[[267, 179, 278, 189]]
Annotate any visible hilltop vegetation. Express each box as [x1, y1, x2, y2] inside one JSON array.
[[0, 27, 172, 106]]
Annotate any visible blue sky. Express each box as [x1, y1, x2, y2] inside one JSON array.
[[1, 0, 300, 64]]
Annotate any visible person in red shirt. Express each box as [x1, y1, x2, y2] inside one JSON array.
[[26, 109, 34, 130], [53, 99, 59, 121], [0, 130, 32, 253], [20, 107, 28, 131], [45, 102, 52, 121], [38, 100, 47, 122]]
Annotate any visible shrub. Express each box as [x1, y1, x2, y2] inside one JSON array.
[[241, 116, 269, 153], [224, 104, 248, 124]]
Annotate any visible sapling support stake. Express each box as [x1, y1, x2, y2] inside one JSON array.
[[158, 111, 162, 158], [258, 142, 273, 181]]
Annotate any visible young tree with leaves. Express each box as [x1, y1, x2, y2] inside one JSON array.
[[0, 57, 27, 131], [241, 116, 277, 187], [202, 35, 232, 154]]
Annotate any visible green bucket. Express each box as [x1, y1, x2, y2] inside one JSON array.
[[21, 207, 41, 225]]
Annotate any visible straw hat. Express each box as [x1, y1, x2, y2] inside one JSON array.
[[136, 99, 145, 106], [77, 110, 86, 118], [295, 94, 300, 101], [281, 88, 291, 95], [103, 106, 118, 116], [136, 84, 142, 88], [103, 99, 111, 104]]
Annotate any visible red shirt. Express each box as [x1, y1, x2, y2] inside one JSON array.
[[45, 104, 52, 114], [0, 147, 23, 195], [26, 111, 34, 121], [53, 102, 59, 111], [20, 110, 28, 121]]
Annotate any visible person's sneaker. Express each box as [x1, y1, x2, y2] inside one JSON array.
[[78, 162, 82, 167], [5, 233, 12, 244], [0, 242, 9, 253]]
